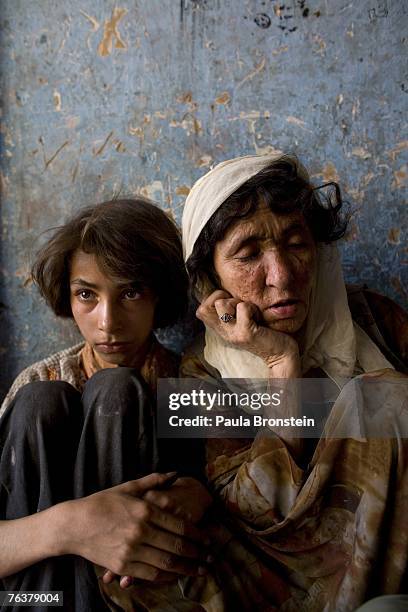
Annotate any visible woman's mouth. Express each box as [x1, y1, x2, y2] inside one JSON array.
[[265, 299, 301, 318]]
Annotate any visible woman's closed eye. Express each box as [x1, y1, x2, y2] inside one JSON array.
[[286, 232, 310, 250], [287, 241, 307, 249], [236, 250, 260, 262]]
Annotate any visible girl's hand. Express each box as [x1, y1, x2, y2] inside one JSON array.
[[101, 475, 213, 589], [61, 473, 209, 582]]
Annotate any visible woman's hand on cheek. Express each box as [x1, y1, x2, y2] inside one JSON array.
[[197, 290, 301, 377]]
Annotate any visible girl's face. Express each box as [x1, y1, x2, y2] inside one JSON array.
[[69, 249, 157, 367]]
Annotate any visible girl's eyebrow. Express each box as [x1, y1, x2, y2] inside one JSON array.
[[116, 280, 141, 288], [70, 279, 140, 290], [70, 279, 98, 288]]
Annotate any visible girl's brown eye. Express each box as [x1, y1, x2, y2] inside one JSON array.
[[76, 289, 95, 301], [123, 288, 141, 300]]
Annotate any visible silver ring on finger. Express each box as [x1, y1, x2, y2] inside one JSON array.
[[219, 312, 235, 323]]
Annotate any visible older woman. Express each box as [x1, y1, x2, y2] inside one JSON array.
[[0, 198, 211, 612], [179, 154, 408, 611], [96, 156, 407, 611]]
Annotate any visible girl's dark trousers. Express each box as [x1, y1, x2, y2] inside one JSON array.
[[0, 368, 182, 612]]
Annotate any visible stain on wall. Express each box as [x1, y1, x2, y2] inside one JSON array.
[[0, 0, 407, 399]]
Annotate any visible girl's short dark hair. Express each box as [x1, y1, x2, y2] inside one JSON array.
[[186, 156, 349, 291], [32, 198, 188, 328]]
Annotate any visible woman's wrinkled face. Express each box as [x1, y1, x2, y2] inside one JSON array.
[[70, 250, 157, 367], [213, 204, 317, 336]]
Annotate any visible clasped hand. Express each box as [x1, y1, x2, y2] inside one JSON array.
[[66, 472, 212, 587]]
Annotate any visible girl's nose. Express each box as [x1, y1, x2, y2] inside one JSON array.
[[97, 301, 121, 333]]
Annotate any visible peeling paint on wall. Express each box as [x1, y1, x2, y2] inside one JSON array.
[[215, 92, 231, 105], [41, 139, 70, 170], [98, 8, 128, 57], [387, 141, 408, 161], [392, 165, 407, 189], [351, 147, 371, 159], [286, 116, 308, 130], [170, 117, 203, 136], [140, 180, 166, 203], [93, 132, 114, 156], [312, 162, 340, 184], [175, 185, 191, 196], [53, 91, 62, 111], [388, 228, 401, 244], [236, 57, 266, 90]]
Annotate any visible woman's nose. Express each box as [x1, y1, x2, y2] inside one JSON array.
[[263, 249, 293, 289], [98, 301, 121, 333]]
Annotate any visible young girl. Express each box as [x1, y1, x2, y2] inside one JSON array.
[[0, 198, 211, 611]]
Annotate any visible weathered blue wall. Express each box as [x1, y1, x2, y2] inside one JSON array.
[[0, 0, 407, 399]]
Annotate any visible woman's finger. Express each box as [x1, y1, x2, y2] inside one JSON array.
[[128, 544, 207, 576], [213, 298, 239, 322], [119, 575, 133, 589], [235, 301, 260, 327], [203, 289, 234, 306], [143, 489, 175, 512], [118, 561, 180, 583], [196, 290, 234, 323], [147, 504, 206, 545], [102, 569, 116, 584], [196, 303, 222, 329], [142, 521, 202, 560]]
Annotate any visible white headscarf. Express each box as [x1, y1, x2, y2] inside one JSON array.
[[182, 153, 393, 381]]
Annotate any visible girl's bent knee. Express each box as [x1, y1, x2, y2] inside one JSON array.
[[82, 368, 149, 413], [85, 367, 143, 387], [7, 380, 79, 429]]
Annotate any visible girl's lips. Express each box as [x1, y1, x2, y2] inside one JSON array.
[[95, 343, 131, 354]]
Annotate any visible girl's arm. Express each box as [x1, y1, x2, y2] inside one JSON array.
[[0, 473, 208, 581]]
